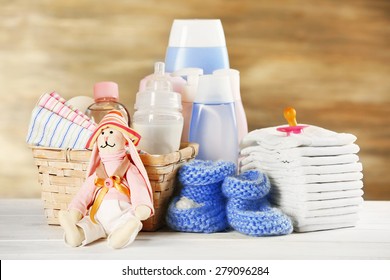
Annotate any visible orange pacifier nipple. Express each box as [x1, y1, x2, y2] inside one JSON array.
[[284, 107, 298, 126], [277, 107, 307, 136]]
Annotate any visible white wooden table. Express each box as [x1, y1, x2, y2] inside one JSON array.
[[0, 199, 389, 260]]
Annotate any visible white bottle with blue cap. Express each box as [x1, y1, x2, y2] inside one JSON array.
[[189, 74, 238, 164], [165, 19, 230, 74]]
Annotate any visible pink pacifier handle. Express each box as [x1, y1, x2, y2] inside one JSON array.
[[276, 107, 307, 136]]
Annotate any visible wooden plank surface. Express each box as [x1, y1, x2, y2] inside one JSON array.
[[0, 0, 389, 199], [0, 199, 389, 260]]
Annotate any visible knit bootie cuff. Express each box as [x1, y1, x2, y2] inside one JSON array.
[[179, 160, 236, 186], [223, 170, 293, 236], [227, 206, 293, 237], [222, 170, 271, 200], [227, 197, 271, 212], [166, 197, 228, 233], [181, 183, 223, 204]]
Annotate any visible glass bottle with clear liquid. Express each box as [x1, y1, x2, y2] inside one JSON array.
[[86, 81, 131, 125]]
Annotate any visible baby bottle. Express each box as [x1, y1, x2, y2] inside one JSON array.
[[86, 81, 130, 125], [189, 74, 238, 164], [213, 69, 248, 144], [172, 68, 203, 142], [138, 72, 186, 95], [165, 19, 230, 74], [133, 62, 184, 154]]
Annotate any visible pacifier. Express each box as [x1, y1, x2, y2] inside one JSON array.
[[276, 107, 308, 136]]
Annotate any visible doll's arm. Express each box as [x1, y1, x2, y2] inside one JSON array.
[[135, 205, 152, 221], [126, 165, 154, 218], [68, 209, 83, 223], [67, 175, 96, 216]]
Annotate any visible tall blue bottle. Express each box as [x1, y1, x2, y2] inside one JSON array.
[[189, 74, 238, 165], [165, 19, 230, 74]]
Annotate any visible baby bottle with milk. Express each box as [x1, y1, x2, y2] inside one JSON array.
[[213, 69, 248, 144], [86, 81, 131, 125], [165, 19, 230, 74], [172, 68, 203, 142], [133, 62, 184, 155], [189, 74, 238, 164]]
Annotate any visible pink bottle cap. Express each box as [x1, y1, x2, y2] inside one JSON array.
[[93, 81, 119, 101]]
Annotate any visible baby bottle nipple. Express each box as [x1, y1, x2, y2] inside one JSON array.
[[146, 62, 172, 91], [277, 107, 307, 136]]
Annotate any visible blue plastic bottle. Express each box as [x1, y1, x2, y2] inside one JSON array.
[[189, 74, 238, 165], [165, 19, 229, 74]]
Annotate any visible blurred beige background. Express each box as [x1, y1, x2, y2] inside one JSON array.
[[1, 0, 389, 199]]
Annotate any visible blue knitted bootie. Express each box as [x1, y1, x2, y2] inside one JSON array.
[[222, 170, 293, 236], [179, 160, 236, 186], [166, 160, 236, 233]]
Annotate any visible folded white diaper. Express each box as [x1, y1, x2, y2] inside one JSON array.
[[240, 123, 364, 232], [276, 204, 362, 219], [270, 188, 364, 202], [292, 213, 360, 227], [240, 144, 360, 158], [269, 180, 364, 193], [241, 162, 363, 176], [241, 125, 357, 150], [269, 172, 363, 185], [240, 153, 360, 167], [294, 221, 358, 232], [270, 196, 364, 211]]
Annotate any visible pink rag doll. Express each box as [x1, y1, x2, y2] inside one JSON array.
[[58, 110, 154, 249]]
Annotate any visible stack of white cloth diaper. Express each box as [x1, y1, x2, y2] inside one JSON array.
[[239, 125, 364, 232]]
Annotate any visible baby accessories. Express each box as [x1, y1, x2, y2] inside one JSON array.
[[240, 108, 364, 232], [166, 160, 235, 233], [222, 170, 293, 236], [26, 92, 97, 149]]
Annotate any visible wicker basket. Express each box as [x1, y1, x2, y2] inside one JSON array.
[[30, 142, 198, 231]]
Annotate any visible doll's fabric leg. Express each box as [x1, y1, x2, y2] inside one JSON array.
[[108, 218, 142, 249], [59, 211, 85, 247], [107, 201, 143, 249], [76, 200, 125, 246], [77, 216, 106, 246]]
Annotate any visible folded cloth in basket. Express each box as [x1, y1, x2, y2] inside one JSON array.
[[26, 92, 97, 149], [26, 106, 94, 149], [37, 92, 96, 131]]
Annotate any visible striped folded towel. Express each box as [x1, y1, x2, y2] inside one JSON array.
[[37, 92, 96, 131], [26, 92, 96, 149]]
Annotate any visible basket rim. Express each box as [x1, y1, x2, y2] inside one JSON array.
[[29, 145, 90, 152], [30, 142, 199, 166]]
